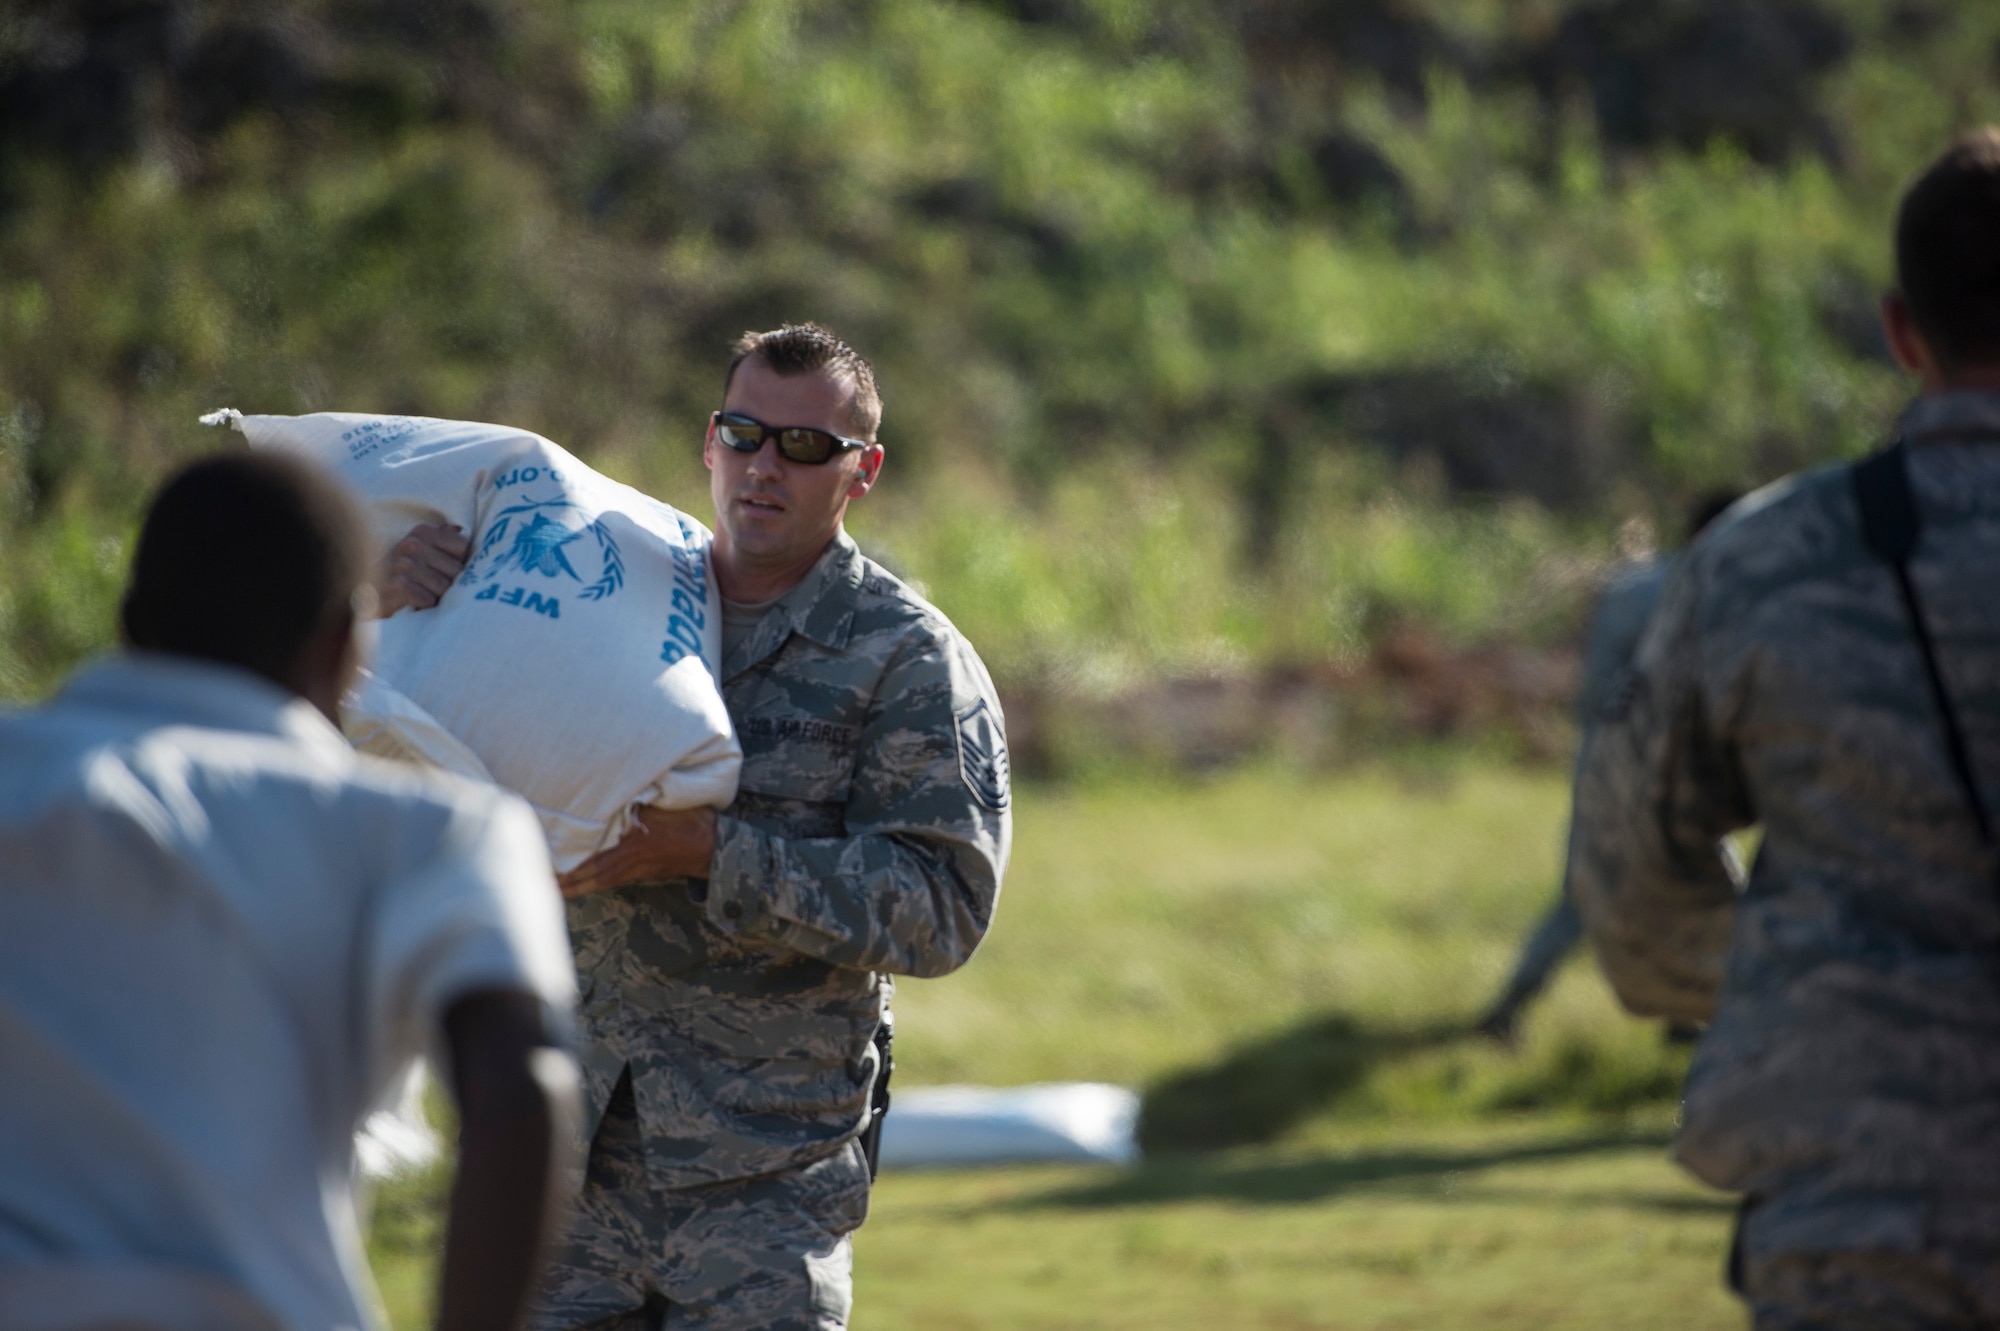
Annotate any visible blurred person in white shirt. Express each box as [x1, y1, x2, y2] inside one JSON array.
[[0, 452, 582, 1331]]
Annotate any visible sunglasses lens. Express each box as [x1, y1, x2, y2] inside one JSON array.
[[778, 428, 836, 464], [716, 416, 764, 452]]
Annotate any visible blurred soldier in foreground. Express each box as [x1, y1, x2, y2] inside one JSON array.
[[1477, 494, 1739, 1044], [385, 324, 1011, 1330], [1571, 130, 2000, 1326], [0, 454, 581, 1331]]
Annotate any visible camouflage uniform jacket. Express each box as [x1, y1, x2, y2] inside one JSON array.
[[564, 530, 1011, 1189], [1575, 558, 1669, 723], [1538, 557, 1671, 919], [1571, 390, 2000, 1204]]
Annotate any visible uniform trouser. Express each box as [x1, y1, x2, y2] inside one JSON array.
[[529, 1076, 871, 1331], [1730, 1190, 2000, 1329]]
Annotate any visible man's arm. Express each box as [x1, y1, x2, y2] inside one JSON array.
[[562, 634, 1010, 978], [434, 988, 580, 1331], [557, 809, 996, 979], [1568, 558, 1749, 1024], [707, 819, 1000, 978], [708, 635, 1009, 979], [557, 806, 715, 897]]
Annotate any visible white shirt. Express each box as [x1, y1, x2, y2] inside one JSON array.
[[0, 654, 578, 1331]]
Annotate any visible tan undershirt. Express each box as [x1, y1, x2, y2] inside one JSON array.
[[720, 591, 785, 662]]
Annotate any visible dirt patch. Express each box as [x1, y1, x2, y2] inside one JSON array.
[[1002, 625, 1582, 780]]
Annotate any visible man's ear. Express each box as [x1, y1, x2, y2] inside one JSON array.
[[291, 603, 360, 724], [701, 418, 718, 471], [1881, 290, 1936, 379], [848, 446, 884, 500]]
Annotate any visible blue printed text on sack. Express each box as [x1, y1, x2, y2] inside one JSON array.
[[660, 540, 710, 667], [340, 416, 421, 463], [493, 465, 565, 490], [474, 584, 561, 618]]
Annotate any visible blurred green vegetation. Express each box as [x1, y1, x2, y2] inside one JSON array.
[[3, 0, 1993, 725]]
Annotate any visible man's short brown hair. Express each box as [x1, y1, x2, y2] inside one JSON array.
[[1896, 128, 2000, 370], [722, 323, 883, 442]]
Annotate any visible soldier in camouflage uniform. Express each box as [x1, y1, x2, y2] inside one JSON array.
[[1477, 492, 1739, 1045], [1569, 132, 2000, 1327], [1475, 553, 1672, 1042], [385, 325, 1010, 1329]]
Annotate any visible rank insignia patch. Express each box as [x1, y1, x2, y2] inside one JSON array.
[[954, 698, 1011, 813]]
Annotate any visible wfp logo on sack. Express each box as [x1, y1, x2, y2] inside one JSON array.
[[458, 494, 624, 622]]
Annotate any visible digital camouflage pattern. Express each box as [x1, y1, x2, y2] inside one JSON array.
[[532, 1077, 868, 1331], [538, 530, 1009, 1328], [561, 528, 1010, 1177], [1571, 391, 2000, 1280], [1480, 557, 1672, 1030], [1732, 1189, 2000, 1325], [1574, 558, 1670, 723]]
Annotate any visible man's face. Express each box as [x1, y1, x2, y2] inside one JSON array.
[[704, 355, 883, 589]]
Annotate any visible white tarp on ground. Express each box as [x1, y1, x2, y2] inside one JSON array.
[[359, 1078, 1144, 1179], [877, 1083, 1140, 1170], [203, 409, 740, 871]]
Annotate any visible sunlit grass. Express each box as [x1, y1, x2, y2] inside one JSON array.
[[856, 1116, 1737, 1331], [893, 761, 1687, 1121], [369, 759, 1723, 1329]]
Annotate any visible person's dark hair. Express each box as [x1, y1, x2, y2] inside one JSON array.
[[1686, 489, 1743, 542], [1896, 128, 2000, 369], [121, 451, 369, 682], [722, 323, 883, 442]]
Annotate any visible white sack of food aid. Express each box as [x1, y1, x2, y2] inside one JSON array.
[[201, 409, 741, 870]]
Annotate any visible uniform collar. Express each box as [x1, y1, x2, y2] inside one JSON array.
[[58, 652, 352, 757], [720, 531, 865, 682], [1899, 390, 2000, 445]]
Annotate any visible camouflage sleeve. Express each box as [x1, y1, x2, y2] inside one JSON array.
[[1568, 555, 1749, 1024], [703, 630, 1011, 978]]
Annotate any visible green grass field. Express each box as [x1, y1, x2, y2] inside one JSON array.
[[368, 760, 1741, 1328], [856, 1116, 1738, 1331]]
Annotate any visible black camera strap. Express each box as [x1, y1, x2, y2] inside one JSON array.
[[1850, 441, 1995, 846]]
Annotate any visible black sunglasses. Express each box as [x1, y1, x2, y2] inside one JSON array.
[[711, 411, 870, 465]]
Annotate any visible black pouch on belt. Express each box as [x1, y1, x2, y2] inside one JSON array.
[[857, 1014, 894, 1180]]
